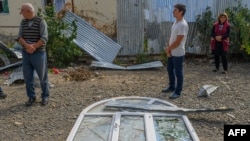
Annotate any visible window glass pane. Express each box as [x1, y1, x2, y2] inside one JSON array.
[[73, 116, 112, 141], [154, 117, 192, 141], [55, 0, 65, 12], [119, 116, 146, 141]]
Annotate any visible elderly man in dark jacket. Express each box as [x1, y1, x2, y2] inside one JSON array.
[[18, 3, 49, 106]]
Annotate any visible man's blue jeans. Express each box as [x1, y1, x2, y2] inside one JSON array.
[[22, 50, 49, 99], [0, 87, 3, 93], [167, 56, 184, 95]]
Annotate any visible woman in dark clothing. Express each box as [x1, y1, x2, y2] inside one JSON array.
[[210, 12, 230, 74]]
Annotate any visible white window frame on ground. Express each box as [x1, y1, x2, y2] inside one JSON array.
[[66, 96, 200, 141]]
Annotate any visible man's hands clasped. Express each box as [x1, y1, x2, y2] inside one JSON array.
[[24, 43, 37, 54]]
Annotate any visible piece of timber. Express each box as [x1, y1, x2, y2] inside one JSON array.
[[104, 101, 234, 114]]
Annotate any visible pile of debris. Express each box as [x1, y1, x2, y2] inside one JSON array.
[[62, 66, 91, 81]]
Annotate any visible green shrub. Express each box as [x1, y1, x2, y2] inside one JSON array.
[[225, 0, 250, 57], [37, 5, 83, 67], [195, 6, 214, 55]]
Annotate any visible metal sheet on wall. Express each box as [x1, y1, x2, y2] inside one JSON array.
[[117, 0, 144, 56]]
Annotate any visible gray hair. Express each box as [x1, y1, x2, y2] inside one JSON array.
[[21, 3, 35, 13]]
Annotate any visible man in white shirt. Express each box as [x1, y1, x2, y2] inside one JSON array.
[[162, 3, 189, 99]]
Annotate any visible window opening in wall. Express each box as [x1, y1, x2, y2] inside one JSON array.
[[44, 0, 65, 13], [0, 0, 9, 13]]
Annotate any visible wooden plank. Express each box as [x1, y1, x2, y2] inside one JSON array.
[[105, 101, 234, 114]]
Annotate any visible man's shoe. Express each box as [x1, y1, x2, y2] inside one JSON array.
[[213, 69, 218, 72], [25, 97, 36, 107], [222, 71, 227, 74], [0, 92, 7, 99], [41, 98, 49, 106], [169, 93, 181, 99], [162, 87, 175, 93]]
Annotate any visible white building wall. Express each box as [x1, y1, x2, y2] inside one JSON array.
[[0, 0, 116, 40], [65, 0, 116, 37], [66, 0, 116, 26], [0, 0, 43, 36]]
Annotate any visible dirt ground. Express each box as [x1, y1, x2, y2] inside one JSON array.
[[0, 59, 249, 141]]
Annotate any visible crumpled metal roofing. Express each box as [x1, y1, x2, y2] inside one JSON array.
[[0, 54, 11, 66], [90, 60, 163, 70], [0, 41, 22, 59], [0, 41, 23, 72], [0, 61, 22, 72], [5, 66, 24, 86], [63, 11, 122, 63], [5, 65, 54, 88], [0, 41, 42, 86]]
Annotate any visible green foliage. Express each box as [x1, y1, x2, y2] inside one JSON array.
[[113, 58, 123, 65], [136, 52, 149, 64], [225, 0, 250, 56], [135, 37, 150, 64], [160, 50, 167, 65], [143, 38, 148, 52], [195, 6, 214, 55], [37, 5, 82, 67]]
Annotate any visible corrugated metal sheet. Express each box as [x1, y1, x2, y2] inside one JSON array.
[[90, 61, 126, 70], [0, 41, 22, 59], [0, 61, 22, 72], [126, 60, 163, 70], [63, 11, 122, 63], [90, 60, 163, 70], [6, 66, 24, 85], [117, 0, 144, 56], [0, 41, 23, 71], [0, 54, 10, 66], [6, 65, 54, 87], [117, 0, 250, 55]]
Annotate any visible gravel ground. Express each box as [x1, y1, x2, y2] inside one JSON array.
[[0, 60, 249, 141]]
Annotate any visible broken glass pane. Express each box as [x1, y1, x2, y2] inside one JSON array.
[[119, 116, 145, 141], [154, 117, 192, 141], [73, 116, 112, 141]]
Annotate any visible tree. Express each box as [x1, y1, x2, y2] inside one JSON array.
[[225, 0, 250, 57], [195, 6, 214, 55]]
